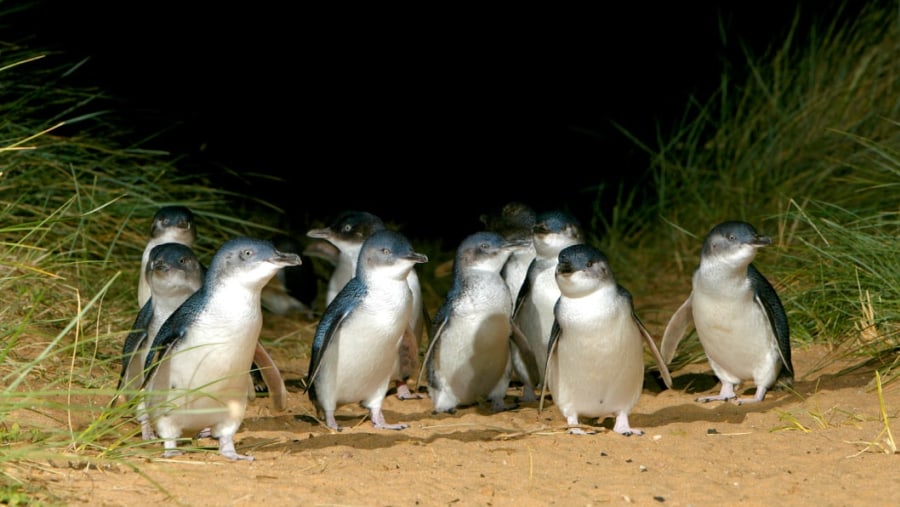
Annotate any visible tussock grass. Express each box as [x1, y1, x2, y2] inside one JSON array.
[[0, 43, 292, 497], [608, 2, 900, 385]]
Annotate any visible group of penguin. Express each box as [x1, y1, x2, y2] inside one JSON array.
[[112, 202, 795, 461]]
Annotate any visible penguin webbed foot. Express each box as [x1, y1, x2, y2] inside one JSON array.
[[735, 386, 769, 405], [394, 382, 424, 400], [432, 407, 457, 415], [696, 382, 738, 403], [695, 395, 733, 403], [516, 386, 538, 403], [489, 398, 519, 413], [567, 427, 597, 435], [370, 408, 408, 430], [250, 365, 268, 394], [373, 421, 409, 431], [323, 412, 343, 432], [218, 434, 254, 461], [612, 414, 643, 436]]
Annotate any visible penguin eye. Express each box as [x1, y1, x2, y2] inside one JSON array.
[[586, 260, 594, 268], [480, 242, 490, 250], [241, 248, 254, 259], [728, 233, 737, 241], [342, 224, 353, 233], [382, 248, 391, 255]]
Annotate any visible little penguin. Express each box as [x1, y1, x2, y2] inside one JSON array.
[[512, 210, 584, 392], [138, 206, 196, 308], [420, 231, 528, 414], [136, 205, 288, 409], [117, 242, 204, 440], [481, 202, 539, 402], [304, 229, 428, 431], [660, 220, 793, 404], [307, 210, 428, 400], [541, 244, 673, 435], [140, 237, 302, 460]]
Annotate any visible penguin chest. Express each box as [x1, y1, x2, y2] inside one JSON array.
[[549, 296, 644, 418], [516, 266, 560, 356], [169, 295, 263, 394], [323, 285, 412, 403], [691, 289, 778, 383], [435, 275, 512, 400]]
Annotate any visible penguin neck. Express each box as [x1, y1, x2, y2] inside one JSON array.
[[204, 278, 265, 318], [695, 261, 754, 295]]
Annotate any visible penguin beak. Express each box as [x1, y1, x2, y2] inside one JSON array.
[[751, 234, 773, 247], [556, 261, 575, 276], [306, 228, 331, 240], [272, 251, 303, 267], [405, 252, 429, 264], [503, 238, 532, 250]]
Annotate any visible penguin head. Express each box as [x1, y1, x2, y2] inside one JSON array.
[[454, 231, 522, 276], [357, 230, 428, 281], [701, 221, 772, 266], [306, 210, 386, 251], [556, 243, 613, 298], [147, 242, 204, 298], [480, 201, 536, 241], [207, 236, 302, 290], [532, 210, 584, 258], [149, 205, 196, 245]]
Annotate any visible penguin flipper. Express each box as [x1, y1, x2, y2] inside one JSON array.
[[660, 293, 694, 364], [253, 342, 287, 411], [141, 313, 192, 387], [511, 259, 537, 320], [305, 279, 365, 395], [538, 317, 562, 414], [420, 304, 434, 344], [750, 264, 794, 381], [117, 302, 153, 392], [509, 320, 540, 388], [397, 326, 419, 381], [635, 313, 673, 389], [416, 312, 448, 391]]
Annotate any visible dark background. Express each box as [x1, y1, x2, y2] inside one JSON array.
[[7, 1, 857, 244]]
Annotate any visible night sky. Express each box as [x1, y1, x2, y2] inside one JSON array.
[[8, 1, 853, 243]]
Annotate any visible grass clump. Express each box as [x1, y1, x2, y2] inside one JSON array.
[[607, 2, 900, 384], [0, 43, 291, 498]]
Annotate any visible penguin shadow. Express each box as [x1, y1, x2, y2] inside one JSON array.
[[241, 401, 481, 454], [240, 425, 420, 454], [645, 371, 804, 426]]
